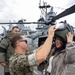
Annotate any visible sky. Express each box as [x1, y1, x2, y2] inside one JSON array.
[[0, 0, 75, 30]]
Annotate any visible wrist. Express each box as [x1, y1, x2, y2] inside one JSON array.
[[48, 35, 53, 38], [66, 41, 75, 47]]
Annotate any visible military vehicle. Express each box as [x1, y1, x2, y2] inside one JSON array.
[[25, 1, 75, 48], [0, 1, 75, 50]]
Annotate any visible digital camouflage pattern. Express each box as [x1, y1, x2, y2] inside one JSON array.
[[9, 52, 33, 75]]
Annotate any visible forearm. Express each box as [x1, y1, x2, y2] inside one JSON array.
[[36, 36, 53, 64], [27, 37, 53, 66], [28, 25, 56, 65]]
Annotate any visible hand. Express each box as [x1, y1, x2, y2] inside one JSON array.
[[48, 25, 57, 38], [0, 62, 6, 67], [50, 56, 54, 58], [66, 32, 73, 43]]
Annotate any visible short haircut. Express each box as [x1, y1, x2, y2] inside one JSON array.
[[12, 26, 19, 30], [10, 34, 23, 48]]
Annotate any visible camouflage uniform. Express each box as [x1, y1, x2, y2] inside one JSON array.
[[9, 52, 33, 75], [0, 32, 14, 73]]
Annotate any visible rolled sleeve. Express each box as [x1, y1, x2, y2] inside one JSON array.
[[28, 52, 38, 66]]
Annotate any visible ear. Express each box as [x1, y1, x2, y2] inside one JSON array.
[[16, 41, 20, 46]]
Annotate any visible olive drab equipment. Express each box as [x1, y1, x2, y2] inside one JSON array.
[[0, 32, 14, 73], [0, 36, 14, 60], [55, 21, 74, 43]]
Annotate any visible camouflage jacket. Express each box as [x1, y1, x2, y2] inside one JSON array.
[[9, 52, 33, 75], [0, 32, 14, 72]]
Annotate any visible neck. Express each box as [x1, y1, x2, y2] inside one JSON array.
[[15, 48, 26, 55]]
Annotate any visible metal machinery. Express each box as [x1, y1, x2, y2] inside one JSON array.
[[0, 1, 75, 51]]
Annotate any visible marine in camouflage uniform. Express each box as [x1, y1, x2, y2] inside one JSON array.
[[9, 26, 56, 75], [9, 36, 38, 75]]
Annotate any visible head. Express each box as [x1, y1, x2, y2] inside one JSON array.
[[54, 28, 69, 49], [54, 36, 66, 49], [10, 34, 28, 53], [11, 26, 20, 35]]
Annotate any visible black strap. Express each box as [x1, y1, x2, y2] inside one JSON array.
[[0, 37, 10, 53], [0, 47, 7, 53]]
